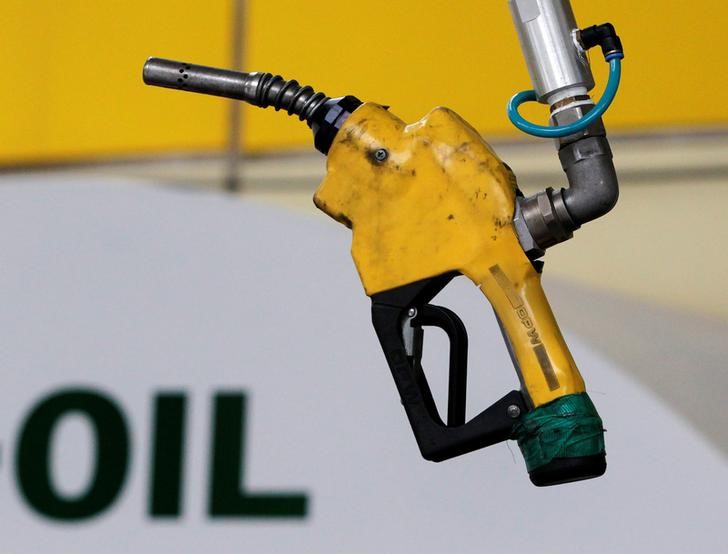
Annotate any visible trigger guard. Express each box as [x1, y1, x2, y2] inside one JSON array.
[[412, 304, 468, 426], [371, 273, 529, 462]]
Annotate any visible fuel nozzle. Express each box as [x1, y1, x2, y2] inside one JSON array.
[[142, 57, 361, 154]]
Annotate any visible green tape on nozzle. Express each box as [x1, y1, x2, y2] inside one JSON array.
[[512, 393, 606, 484]]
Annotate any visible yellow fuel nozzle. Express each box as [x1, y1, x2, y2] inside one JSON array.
[[143, 59, 607, 486], [314, 103, 606, 486]]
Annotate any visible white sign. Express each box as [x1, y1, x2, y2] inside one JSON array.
[[0, 176, 725, 552]]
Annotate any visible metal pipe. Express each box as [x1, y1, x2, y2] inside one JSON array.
[[225, 0, 246, 193], [508, 0, 620, 257], [508, 0, 594, 104]]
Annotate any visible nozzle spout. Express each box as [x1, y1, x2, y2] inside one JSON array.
[[143, 58, 261, 102], [143, 57, 362, 154], [143, 57, 332, 121]]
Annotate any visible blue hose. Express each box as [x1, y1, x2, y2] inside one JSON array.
[[507, 54, 623, 138]]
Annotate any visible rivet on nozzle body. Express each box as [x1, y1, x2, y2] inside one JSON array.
[[374, 148, 389, 162]]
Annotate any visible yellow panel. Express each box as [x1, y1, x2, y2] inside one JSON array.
[[3, 0, 727, 162], [1, 0, 232, 164], [244, 0, 728, 151]]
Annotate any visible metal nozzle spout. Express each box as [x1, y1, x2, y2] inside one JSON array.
[[143, 57, 263, 103], [143, 57, 332, 122], [142, 57, 362, 154]]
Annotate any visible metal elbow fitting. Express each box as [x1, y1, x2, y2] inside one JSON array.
[[515, 106, 619, 259], [559, 133, 618, 225]]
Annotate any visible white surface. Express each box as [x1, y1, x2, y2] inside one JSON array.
[[0, 177, 725, 553]]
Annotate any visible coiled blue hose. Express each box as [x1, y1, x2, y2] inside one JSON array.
[[507, 54, 623, 138]]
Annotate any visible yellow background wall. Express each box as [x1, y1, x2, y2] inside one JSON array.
[[3, 1, 727, 164], [3, 1, 232, 164]]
